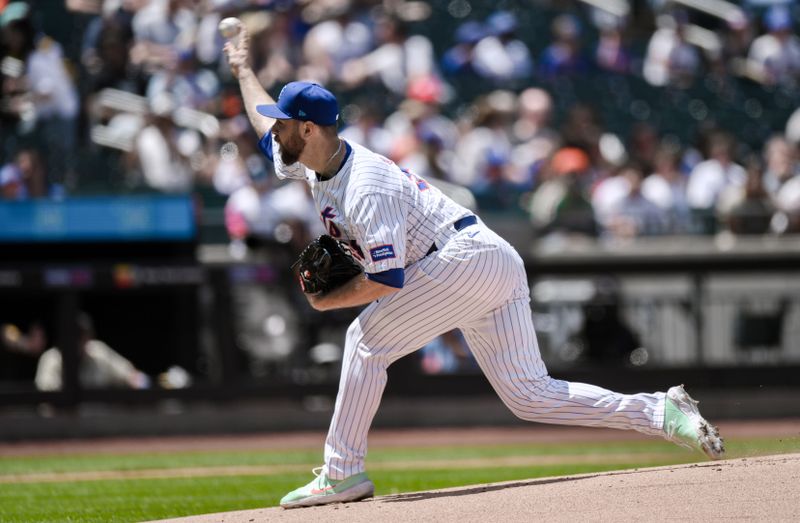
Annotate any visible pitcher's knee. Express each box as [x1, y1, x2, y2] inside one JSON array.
[[343, 323, 393, 372], [505, 403, 544, 422], [495, 375, 558, 421]]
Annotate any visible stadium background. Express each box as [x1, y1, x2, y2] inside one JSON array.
[[1, 0, 800, 440]]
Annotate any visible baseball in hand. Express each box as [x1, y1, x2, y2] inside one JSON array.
[[218, 17, 242, 41]]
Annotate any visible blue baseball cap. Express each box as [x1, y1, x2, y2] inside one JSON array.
[[764, 5, 792, 32], [487, 11, 518, 36], [256, 81, 339, 125], [456, 21, 485, 44]]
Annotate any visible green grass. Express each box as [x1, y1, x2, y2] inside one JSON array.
[[0, 441, 666, 477], [0, 464, 665, 523], [0, 437, 797, 523]]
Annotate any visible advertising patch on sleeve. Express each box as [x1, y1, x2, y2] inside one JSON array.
[[369, 244, 396, 262]]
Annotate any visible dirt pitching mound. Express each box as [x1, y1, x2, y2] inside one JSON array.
[[149, 453, 800, 522]]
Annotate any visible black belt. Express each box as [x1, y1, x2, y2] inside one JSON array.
[[426, 215, 477, 256]]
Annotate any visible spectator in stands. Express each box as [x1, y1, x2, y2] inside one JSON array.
[[0, 321, 45, 382], [774, 168, 800, 234], [747, 5, 800, 88], [643, 10, 701, 88], [398, 123, 477, 212], [512, 87, 557, 145], [35, 312, 150, 391], [627, 122, 660, 174], [146, 47, 219, 113], [559, 103, 604, 170], [193, 2, 228, 68], [687, 131, 746, 231], [721, 156, 775, 235], [765, 133, 800, 234], [530, 146, 596, 237], [339, 101, 393, 158], [0, 1, 79, 190], [470, 149, 524, 213], [510, 87, 560, 186], [786, 106, 800, 146], [224, 178, 322, 251], [762, 134, 799, 197], [642, 143, 692, 234], [17, 147, 46, 195], [594, 16, 633, 75], [302, 1, 372, 86], [546, 171, 598, 238], [603, 163, 668, 239], [472, 11, 533, 83], [592, 158, 634, 231], [440, 20, 484, 78], [248, 9, 302, 91], [0, 162, 24, 199], [0, 1, 29, 154], [0, 148, 48, 199], [721, 9, 755, 79], [452, 90, 515, 190], [340, 14, 437, 99], [134, 93, 194, 192], [80, 1, 142, 94], [212, 128, 268, 197], [382, 75, 456, 164], [396, 122, 448, 182], [0, 0, 797, 248], [538, 13, 589, 80], [130, 0, 197, 73]]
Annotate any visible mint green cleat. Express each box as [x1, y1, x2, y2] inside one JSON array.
[[664, 385, 725, 460], [280, 467, 375, 509]]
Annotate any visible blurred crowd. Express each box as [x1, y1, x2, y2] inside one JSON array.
[[1, 0, 800, 245]]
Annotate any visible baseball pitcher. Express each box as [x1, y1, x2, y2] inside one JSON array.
[[223, 24, 724, 509]]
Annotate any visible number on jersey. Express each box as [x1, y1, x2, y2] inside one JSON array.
[[401, 168, 429, 191]]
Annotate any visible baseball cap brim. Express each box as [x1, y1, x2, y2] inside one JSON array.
[[256, 104, 292, 120]]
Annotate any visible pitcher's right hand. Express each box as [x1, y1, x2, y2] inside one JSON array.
[[223, 24, 250, 79]]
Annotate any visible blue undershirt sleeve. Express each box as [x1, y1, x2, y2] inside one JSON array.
[[366, 268, 405, 289], [257, 129, 274, 162]]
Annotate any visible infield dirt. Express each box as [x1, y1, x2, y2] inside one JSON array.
[[148, 452, 800, 523]]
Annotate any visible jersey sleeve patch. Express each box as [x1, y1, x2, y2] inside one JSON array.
[[369, 244, 396, 262]]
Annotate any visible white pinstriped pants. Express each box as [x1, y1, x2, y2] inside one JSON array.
[[324, 222, 666, 480]]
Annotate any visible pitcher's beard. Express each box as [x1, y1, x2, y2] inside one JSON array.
[[281, 149, 300, 165], [278, 135, 305, 165]]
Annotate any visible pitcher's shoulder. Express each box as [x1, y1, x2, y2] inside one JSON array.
[[348, 147, 403, 187]]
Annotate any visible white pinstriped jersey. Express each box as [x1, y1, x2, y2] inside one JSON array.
[[257, 129, 673, 484], [268, 133, 470, 274]]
